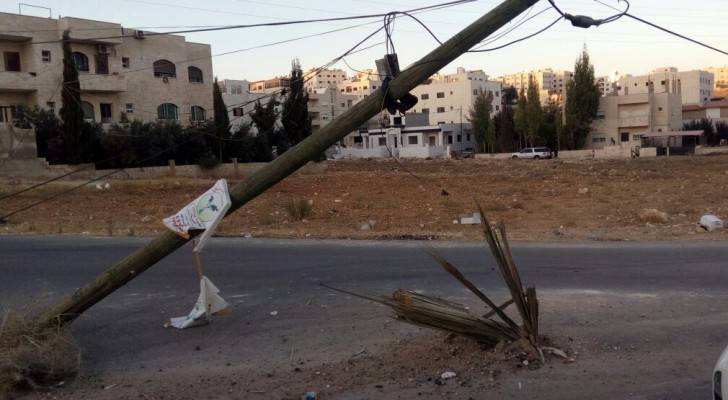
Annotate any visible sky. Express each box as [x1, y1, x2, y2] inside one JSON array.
[[3, 0, 728, 82]]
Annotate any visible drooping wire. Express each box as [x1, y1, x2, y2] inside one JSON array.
[[593, 0, 728, 57], [546, 0, 629, 28]]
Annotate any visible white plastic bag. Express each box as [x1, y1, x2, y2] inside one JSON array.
[[166, 276, 229, 329], [700, 214, 724, 232]]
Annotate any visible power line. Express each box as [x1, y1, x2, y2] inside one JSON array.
[[547, 0, 629, 28], [593, 0, 728, 57], [469, 15, 562, 52], [28, 0, 475, 45]]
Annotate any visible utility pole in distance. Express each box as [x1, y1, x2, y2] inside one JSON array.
[[39, 0, 540, 327]]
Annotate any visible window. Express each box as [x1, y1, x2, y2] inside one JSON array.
[[447, 135, 453, 144], [157, 103, 178, 120], [188, 66, 203, 83], [473, 89, 479, 95], [457, 134, 462, 142], [122, 57, 130, 68], [408, 136, 418, 145], [95, 54, 109, 74], [190, 106, 206, 122], [125, 103, 134, 113], [4, 52, 20, 72], [41, 50, 51, 63], [46, 102, 55, 113], [153, 60, 176, 78], [421, 93, 429, 100], [353, 136, 363, 143], [72, 52, 89, 72], [466, 134, 471, 141], [658, 107, 663, 111], [436, 92, 445, 98], [620, 132, 629, 142], [495, 105, 500, 111], [233, 107, 244, 117], [377, 137, 386, 146], [632, 134, 641, 141], [100, 103, 112, 123], [81, 101, 95, 121], [436, 107, 445, 113], [393, 116, 402, 125], [421, 108, 429, 114]]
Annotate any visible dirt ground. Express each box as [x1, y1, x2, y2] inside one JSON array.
[[3, 155, 728, 241]]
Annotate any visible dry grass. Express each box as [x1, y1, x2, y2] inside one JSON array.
[[0, 310, 80, 398], [284, 198, 312, 221]]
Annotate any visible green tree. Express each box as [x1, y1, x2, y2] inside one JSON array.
[[494, 107, 517, 152], [684, 118, 716, 145], [525, 75, 543, 147], [564, 47, 601, 149], [250, 98, 279, 161], [485, 116, 496, 153], [212, 77, 229, 161], [514, 87, 528, 149], [467, 90, 493, 153], [280, 59, 312, 153], [59, 30, 83, 164]]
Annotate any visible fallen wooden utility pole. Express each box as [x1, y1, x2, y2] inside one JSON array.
[[38, 0, 540, 327]]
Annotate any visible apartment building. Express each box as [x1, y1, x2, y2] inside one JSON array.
[[706, 66, 728, 87], [339, 69, 382, 101], [596, 76, 611, 97], [304, 68, 346, 93], [410, 67, 501, 126], [497, 69, 573, 105], [617, 67, 714, 105], [219, 79, 268, 132], [0, 12, 213, 127], [249, 77, 289, 94], [308, 87, 358, 131], [588, 90, 683, 149]]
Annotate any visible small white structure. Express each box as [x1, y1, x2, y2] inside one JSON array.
[[334, 113, 475, 159]]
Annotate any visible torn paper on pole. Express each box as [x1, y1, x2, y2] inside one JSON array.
[[166, 276, 230, 329], [163, 179, 231, 252]]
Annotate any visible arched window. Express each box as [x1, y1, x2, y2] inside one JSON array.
[[72, 52, 89, 72], [157, 103, 178, 120], [190, 106, 206, 122], [188, 66, 203, 83], [81, 101, 94, 121], [153, 60, 176, 78]]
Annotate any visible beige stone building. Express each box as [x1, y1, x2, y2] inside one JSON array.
[[683, 99, 728, 125], [304, 68, 346, 93], [410, 67, 501, 125], [249, 77, 289, 94], [338, 69, 381, 101], [617, 67, 714, 106], [588, 91, 683, 149], [596, 76, 611, 97], [308, 87, 358, 131], [497, 68, 573, 105], [219, 79, 268, 132], [0, 12, 213, 127]]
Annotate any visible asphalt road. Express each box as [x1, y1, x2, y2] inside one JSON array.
[[2, 236, 728, 399]]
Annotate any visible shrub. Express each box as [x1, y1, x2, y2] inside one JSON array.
[[284, 198, 312, 221]]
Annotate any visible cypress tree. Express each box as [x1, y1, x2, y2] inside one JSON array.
[[565, 46, 601, 149], [280, 59, 312, 152], [212, 77, 229, 161], [59, 30, 83, 164]]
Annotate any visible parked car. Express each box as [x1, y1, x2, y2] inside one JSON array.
[[511, 147, 553, 159], [714, 346, 728, 399]]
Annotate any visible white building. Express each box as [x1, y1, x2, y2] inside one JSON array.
[[335, 113, 475, 159], [0, 12, 213, 127], [596, 76, 611, 97], [338, 69, 382, 101], [304, 68, 347, 93], [617, 67, 714, 106], [308, 87, 358, 131], [219, 79, 266, 132], [410, 67, 501, 126]]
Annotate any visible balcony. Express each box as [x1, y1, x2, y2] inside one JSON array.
[[0, 71, 37, 93], [79, 74, 127, 93], [619, 116, 649, 128]]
